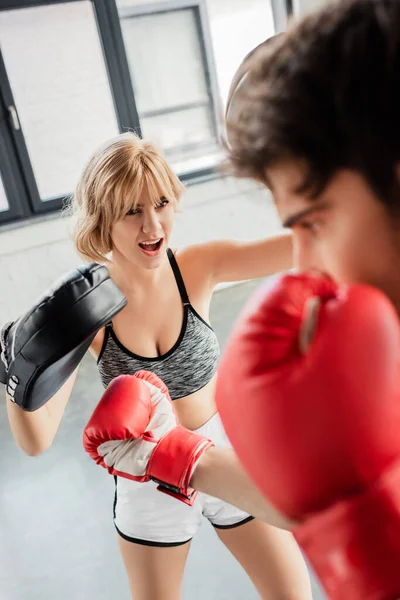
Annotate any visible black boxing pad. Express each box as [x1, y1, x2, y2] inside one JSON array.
[[0, 263, 127, 411]]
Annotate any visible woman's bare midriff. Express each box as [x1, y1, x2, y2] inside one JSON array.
[[172, 375, 218, 431], [90, 327, 218, 433]]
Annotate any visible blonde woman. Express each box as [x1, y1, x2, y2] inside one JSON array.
[[7, 132, 312, 600]]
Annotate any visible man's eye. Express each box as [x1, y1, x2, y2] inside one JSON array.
[[300, 220, 320, 233]]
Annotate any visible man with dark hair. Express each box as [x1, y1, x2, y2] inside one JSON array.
[[83, 1, 400, 598], [197, 2, 400, 597], [197, 0, 400, 499]]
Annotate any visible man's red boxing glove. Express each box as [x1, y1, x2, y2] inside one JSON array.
[[83, 371, 214, 505], [215, 273, 400, 600]]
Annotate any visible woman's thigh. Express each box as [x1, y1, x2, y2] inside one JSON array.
[[118, 534, 191, 600], [216, 519, 312, 600]]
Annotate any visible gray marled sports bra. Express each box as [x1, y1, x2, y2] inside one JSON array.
[[97, 249, 220, 400]]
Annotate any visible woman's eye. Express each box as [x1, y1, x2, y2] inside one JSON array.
[[156, 199, 169, 209], [125, 199, 169, 216]]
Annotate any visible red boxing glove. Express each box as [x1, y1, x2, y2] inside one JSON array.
[[215, 273, 400, 600], [83, 371, 214, 505]]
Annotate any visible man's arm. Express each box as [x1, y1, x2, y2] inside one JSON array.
[[190, 446, 295, 530]]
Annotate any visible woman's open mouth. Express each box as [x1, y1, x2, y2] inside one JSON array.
[[138, 238, 163, 256]]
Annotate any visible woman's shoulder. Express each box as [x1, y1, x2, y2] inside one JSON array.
[[173, 243, 209, 272], [173, 243, 217, 293], [174, 240, 229, 279], [173, 240, 218, 264]]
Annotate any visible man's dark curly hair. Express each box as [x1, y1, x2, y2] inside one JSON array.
[[225, 0, 400, 209]]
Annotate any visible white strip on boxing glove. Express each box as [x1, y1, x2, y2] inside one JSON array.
[[83, 371, 214, 504]]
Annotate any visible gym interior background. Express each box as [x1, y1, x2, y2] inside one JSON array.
[[0, 1, 327, 598]]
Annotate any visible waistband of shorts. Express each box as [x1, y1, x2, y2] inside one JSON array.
[[193, 411, 221, 436]]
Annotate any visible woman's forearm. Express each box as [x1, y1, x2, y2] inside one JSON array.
[[7, 395, 56, 456], [191, 446, 295, 530], [6, 367, 78, 456]]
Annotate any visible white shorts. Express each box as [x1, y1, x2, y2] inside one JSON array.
[[113, 412, 253, 546]]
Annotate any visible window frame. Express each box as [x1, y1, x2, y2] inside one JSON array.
[[0, 0, 289, 227], [118, 0, 222, 157], [0, 0, 138, 225], [0, 102, 30, 224]]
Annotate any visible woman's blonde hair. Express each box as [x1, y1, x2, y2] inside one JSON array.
[[68, 132, 185, 263]]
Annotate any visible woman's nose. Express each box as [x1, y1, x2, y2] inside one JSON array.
[[141, 209, 161, 235]]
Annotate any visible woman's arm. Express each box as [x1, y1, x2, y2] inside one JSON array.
[[178, 235, 293, 522], [203, 232, 293, 286], [190, 446, 296, 530], [7, 327, 105, 456], [7, 367, 79, 456]]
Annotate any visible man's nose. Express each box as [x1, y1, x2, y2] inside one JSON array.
[[294, 241, 325, 274]]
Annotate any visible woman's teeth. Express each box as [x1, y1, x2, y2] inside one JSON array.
[[139, 239, 162, 252]]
